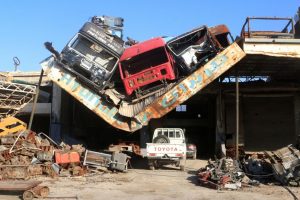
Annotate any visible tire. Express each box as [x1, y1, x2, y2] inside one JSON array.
[[192, 152, 197, 160], [23, 190, 34, 200], [153, 135, 170, 143]]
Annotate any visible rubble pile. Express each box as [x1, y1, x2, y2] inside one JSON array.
[[198, 145, 300, 190], [0, 131, 87, 179], [265, 145, 300, 186], [0, 130, 130, 180], [198, 158, 247, 190]]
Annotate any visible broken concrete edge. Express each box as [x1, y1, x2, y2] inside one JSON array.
[[243, 38, 300, 58], [40, 42, 246, 132]]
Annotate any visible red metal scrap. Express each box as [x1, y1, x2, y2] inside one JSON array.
[[55, 151, 80, 164]]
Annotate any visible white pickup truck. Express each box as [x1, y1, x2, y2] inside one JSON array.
[[146, 128, 186, 170]]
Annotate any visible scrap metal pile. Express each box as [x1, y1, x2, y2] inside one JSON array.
[[198, 145, 300, 190], [0, 130, 130, 180], [198, 158, 247, 190]]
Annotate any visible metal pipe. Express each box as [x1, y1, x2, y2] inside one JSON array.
[[28, 69, 44, 130], [235, 75, 239, 160]]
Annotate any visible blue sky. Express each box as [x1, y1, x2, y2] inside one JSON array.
[[0, 0, 298, 71]]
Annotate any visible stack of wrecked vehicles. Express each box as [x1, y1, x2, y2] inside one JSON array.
[[43, 16, 236, 118]]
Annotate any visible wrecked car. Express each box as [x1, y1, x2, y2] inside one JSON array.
[[118, 37, 177, 97], [46, 20, 125, 93], [166, 25, 224, 74]]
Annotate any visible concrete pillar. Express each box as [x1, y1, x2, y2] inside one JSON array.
[[50, 83, 62, 143], [215, 92, 226, 157]]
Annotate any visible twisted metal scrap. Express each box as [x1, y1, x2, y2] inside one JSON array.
[[0, 81, 36, 118]]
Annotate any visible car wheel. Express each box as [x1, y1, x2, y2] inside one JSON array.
[[193, 151, 197, 160], [153, 135, 170, 143]]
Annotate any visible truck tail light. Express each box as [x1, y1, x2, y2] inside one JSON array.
[[175, 153, 183, 157], [149, 153, 156, 156]]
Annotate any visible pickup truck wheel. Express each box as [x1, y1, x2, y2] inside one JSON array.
[[153, 135, 170, 143], [192, 152, 197, 160]]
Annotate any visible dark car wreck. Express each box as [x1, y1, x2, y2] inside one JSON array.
[[45, 19, 125, 93], [166, 25, 232, 75]]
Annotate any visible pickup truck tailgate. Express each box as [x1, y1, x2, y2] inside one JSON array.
[[146, 143, 186, 158]]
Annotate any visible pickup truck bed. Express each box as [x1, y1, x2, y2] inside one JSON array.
[[146, 142, 186, 171], [146, 143, 185, 158]]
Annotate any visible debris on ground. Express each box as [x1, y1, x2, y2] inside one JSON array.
[[0, 180, 49, 200], [0, 130, 130, 180], [265, 145, 300, 186], [197, 158, 247, 190], [198, 144, 300, 190]]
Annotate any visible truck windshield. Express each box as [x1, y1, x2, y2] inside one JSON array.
[[69, 34, 117, 72], [121, 47, 168, 76]]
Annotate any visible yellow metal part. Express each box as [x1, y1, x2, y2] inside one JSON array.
[[0, 116, 27, 137]]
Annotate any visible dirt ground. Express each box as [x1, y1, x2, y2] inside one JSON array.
[[0, 159, 299, 200]]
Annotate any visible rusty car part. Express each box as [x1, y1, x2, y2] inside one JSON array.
[[241, 17, 295, 39], [119, 37, 176, 96], [91, 15, 124, 39], [0, 81, 36, 118], [208, 24, 233, 49], [83, 149, 129, 172], [54, 151, 80, 164], [0, 116, 27, 137], [0, 180, 48, 200], [197, 158, 245, 190], [41, 42, 245, 132], [265, 145, 300, 186], [108, 142, 141, 156], [166, 26, 220, 74]]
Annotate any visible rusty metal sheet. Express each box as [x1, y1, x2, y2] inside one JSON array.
[[41, 42, 245, 132], [243, 38, 300, 58], [0, 180, 41, 191]]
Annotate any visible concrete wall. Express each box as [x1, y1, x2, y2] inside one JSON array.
[[225, 94, 295, 151]]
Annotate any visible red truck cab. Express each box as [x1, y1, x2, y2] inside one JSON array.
[[119, 37, 176, 96]]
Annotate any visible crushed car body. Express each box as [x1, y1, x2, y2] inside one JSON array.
[[49, 21, 125, 93]]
